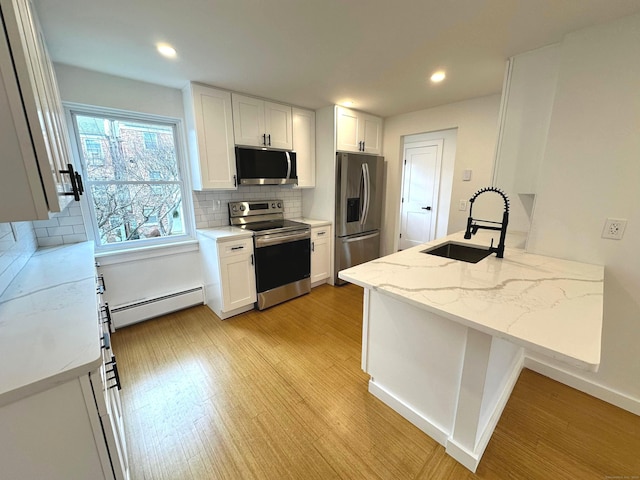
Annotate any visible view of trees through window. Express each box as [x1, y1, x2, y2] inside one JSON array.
[[72, 113, 186, 246]]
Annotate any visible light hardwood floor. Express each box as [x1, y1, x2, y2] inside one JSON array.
[[112, 284, 640, 480]]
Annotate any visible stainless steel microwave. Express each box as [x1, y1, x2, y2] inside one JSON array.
[[235, 147, 298, 185]]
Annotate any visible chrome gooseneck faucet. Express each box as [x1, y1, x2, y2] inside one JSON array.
[[463, 187, 510, 258]]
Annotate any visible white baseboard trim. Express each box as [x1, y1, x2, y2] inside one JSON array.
[[445, 438, 480, 472], [524, 355, 640, 416], [368, 379, 449, 447]]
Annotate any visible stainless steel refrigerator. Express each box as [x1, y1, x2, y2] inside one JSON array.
[[334, 152, 384, 285]]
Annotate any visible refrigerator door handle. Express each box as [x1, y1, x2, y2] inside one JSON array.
[[342, 231, 380, 243], [361, 163, 371, 226]]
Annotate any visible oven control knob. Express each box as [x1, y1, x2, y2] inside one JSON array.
[[239, 205, 245, 211], [232, 205, 237, 212], [277, 202, 282, 208]]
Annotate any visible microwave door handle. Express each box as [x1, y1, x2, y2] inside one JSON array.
[[285, 151, 291, 181]]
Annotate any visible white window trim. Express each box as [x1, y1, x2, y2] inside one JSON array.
[[64, 102, 196, 253]]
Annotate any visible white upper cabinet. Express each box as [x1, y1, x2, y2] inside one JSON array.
[[0, 0, 78, 221], [183, 83, 237, 190], [292, 107, 315, 188], [336, 106, 383, 155], [494, 44, 561, 195], [232, 93, 293, 150]]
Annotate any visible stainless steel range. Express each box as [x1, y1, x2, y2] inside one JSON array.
[[229, 200, 311, 310]]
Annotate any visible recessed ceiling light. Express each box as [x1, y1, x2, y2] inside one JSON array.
[[156, 43, 177, 58], [430, 71, 446, 83]]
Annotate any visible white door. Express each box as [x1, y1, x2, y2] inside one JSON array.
[[399, 140, 443, 250]]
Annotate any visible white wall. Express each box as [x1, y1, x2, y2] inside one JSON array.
[[0, 222, 36, 297], [54, 64, 185, 119], [527, 13, 640, 407], [54, 64, 203, 319], [381, 95, 501, 255]]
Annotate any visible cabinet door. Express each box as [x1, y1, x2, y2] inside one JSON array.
[[184, 83, 237, 190], [292, 107, 315, 187], [311, 226, 331, 284], [361, 113, 383, 155], [232, 94, 265, 147], [264, 101, 292, 150], [220, 247, 257, 312], [0, 0, 74, 220], [336, 106, 361, 152]]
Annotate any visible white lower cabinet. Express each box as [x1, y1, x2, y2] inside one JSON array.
[[311, 225, 331, 286], [0, 311, 129, 480], [198, 231, 257, 319]]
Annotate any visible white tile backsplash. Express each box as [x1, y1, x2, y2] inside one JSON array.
[[32, 203, 88, 247], [192, 186, 303, 228], [0, 221, 37, 297]]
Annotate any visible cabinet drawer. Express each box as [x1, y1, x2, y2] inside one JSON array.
[[219, 238, 253, 258], [312, 227, 330, 239]]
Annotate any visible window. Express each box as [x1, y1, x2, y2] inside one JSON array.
[[70, 109, 191, 249], [143, 132, 158, 150], [83, 138, 104, 166]]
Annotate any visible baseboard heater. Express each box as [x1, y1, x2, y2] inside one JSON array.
[[110, 287, 204, 329]]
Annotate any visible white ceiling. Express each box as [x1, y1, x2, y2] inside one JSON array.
[[34, 0, 640, 118]]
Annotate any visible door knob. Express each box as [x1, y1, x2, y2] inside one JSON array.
[[422, 206, 432, 211]]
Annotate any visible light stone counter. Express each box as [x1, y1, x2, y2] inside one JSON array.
[[197, 226, 254, 241], [338, 230, 604, 472], [339, 231, 604, 370], [294, 217, 331, 228], [0, 242, 101, 407]]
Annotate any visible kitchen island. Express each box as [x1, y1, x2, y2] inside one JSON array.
[[338, 231, 604, 472]]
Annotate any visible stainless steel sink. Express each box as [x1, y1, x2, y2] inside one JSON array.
[[421, 242, 492, 263]]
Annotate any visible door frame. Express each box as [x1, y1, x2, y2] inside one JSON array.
[[394, 128, 458, 252]]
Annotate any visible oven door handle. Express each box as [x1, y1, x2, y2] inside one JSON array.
[[255, 230, 310, 248]]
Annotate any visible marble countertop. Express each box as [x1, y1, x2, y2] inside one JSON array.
[[0, 242, 102, 407], [339, 231, 604, 371], [294, 218, 332, 228], [196, 226, 254, 241]]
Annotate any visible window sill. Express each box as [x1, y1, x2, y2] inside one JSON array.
[[95, 238, 199, 266]]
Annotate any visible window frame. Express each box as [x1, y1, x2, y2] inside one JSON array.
[[65, 103, 196, 253]]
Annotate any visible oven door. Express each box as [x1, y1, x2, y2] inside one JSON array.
[[254, 232, 311, 294]]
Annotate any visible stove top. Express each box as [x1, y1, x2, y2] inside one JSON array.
[[229, 200, 309, 236], [238, 219, 309, 235]]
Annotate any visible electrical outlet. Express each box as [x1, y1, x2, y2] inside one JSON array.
[[459, 200, 467, 211], [602, 218, 627, 240]]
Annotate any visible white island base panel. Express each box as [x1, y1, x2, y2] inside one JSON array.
[[362, 289, 523, 472]]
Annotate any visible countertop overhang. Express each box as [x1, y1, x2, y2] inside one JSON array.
[[0, 242, 101, 407], [339, 231, 604, 371]]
